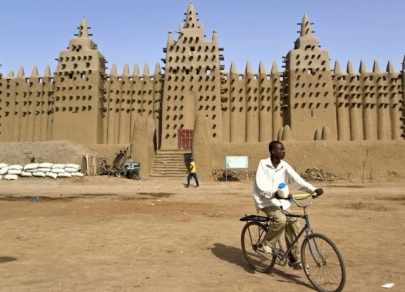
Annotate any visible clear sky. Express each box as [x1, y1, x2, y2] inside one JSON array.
[[1, 0, 404, 76]]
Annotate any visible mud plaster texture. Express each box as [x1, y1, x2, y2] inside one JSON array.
[[206, 140, 405, 180], [85, 144, 128, 164], [192, 114, 213, 181], [130, 115, 155, 178], [0, 141, 100, 168]]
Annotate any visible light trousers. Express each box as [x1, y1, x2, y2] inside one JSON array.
[[261, 205, 300, 261]]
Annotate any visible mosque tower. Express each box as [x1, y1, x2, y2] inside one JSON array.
[[53, 17, 108, 144], [284, 14, 337, 141], [160, 2, 224, 149]]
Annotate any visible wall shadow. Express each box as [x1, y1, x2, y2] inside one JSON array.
[[0, 257, 17, 264], [210, 243, 312, 289]]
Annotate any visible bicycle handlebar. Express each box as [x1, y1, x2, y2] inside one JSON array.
[[289, 193, 316, 208]]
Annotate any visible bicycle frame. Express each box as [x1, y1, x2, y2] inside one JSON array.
[[241, 194, 346, 292], [275, 200, 325, 265]]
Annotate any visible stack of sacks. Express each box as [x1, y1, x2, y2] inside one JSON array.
[[22, 163, 39, 177], [6, 165, 23, 180], [52, 164, 84, 178], [0, 162, 84, 180]]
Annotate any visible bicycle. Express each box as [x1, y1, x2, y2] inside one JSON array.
[[240, 194, 346, 292]]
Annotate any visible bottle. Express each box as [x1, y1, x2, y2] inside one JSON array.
[[277, 183, 289, 199]]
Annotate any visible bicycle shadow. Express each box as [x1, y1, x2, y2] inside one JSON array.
[[210, 243, 312, 289], [0, 257, 17, 264], [210, 242, 255, 274]]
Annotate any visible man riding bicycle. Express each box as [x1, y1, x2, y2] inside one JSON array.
[[253, 141, 324, 270]]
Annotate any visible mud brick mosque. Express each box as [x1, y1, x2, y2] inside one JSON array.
[[1, 2, 405, 150]]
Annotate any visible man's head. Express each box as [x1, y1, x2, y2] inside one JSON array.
[[269, 141, 285, 160], [190, 157, 194, 161]]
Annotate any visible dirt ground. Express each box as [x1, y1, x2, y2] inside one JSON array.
[[0, 176, 404, 292]]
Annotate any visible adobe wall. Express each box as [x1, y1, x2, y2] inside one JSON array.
[[208, 140, 405, 180], [220, 61, 283, 143], [332, 61, 403, 141], [104, 63, 162, 146], [0, 67, 54, 143]]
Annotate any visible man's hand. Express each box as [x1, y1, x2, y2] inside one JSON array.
[[314, 188, 324, 197], [274, 191, 280, 199]]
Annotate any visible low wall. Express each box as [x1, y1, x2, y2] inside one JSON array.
[[209, 140, 405, 180], [0, 141, 101, 171]]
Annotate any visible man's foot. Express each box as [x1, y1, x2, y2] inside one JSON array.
[[262, 241, 274, 255], [289, 260, 303, 270], [195, 185, 199, 187], [185, 185, 189, 188]]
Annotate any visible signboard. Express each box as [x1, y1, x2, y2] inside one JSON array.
[[225, 156, 249, 182], [124, 162, 140, 171], [226, 156, 248, 169]]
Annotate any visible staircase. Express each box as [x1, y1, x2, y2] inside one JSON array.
[[150, 150, 192, 177]]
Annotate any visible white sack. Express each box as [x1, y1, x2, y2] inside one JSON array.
[[52, 168, 65, 174], [4, 174, 18, 180], [52, 164, 66, 169], [0, 163, 8, 168], [8, 169, 22, 175], [9, 165, 23, 170], [71, 172, 84, 177], [21, 172, 33, 177], [66, 164, 81, 171], [45, 172, 57, 179], [58, 172, 72, 178], [32, 172, 46, 178], [0, 167, 8, 175], [65, 167, 80, 173], [39, 163, 53, 168], [38, 168, 51, 173], [24, 163, 39, 170], [25, 169, 38, 173]]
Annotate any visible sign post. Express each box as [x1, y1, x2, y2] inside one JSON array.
[[225, 156, 249, 182], [124, 162, 141, 180]]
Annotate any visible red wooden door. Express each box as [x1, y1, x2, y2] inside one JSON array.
[[178, 129, 193, 150]]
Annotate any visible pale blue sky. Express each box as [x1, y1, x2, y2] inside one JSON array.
[[1, 0, 404, 75]]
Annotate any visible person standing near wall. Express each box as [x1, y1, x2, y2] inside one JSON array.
[[186, 157, 199, 187]]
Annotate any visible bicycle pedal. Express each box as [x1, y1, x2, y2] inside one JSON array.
[[275, 250, 287, 266]]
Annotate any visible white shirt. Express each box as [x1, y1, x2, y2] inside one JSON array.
[[253, 158, 317, 213]]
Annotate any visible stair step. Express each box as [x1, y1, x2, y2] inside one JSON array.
[[152, 169, 187, 173], [152, 164, 187, 168], [150, 174, 184, 178], [154, 160, 189, 165], [150, 150, 192, 177], [152, 168, 187, 171], [157, 150, 191, 153], [156, 152, 192, 155]]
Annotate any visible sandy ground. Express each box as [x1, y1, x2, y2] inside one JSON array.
[[0, 176, 404, 292]]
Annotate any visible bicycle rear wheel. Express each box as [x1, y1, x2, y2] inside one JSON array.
[[301, 233, 346, 292], [241, 222, 276, 273]]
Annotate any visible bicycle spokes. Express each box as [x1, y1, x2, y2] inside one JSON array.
[[309, 237, 325, 264], [241, 222, 276, 273], [302, 234, 346, 292]]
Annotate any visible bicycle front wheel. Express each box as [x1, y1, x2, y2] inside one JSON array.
[[301, 233, 346, 292], [241, 222, 276, 273]]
